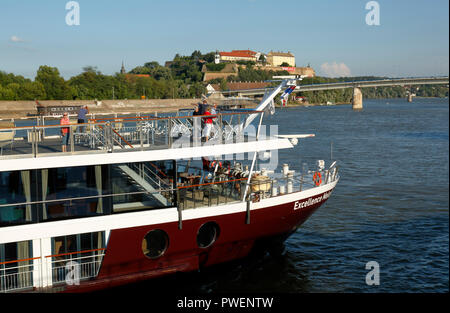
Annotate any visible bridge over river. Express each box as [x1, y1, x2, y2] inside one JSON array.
[[216, 77, 449, 110]]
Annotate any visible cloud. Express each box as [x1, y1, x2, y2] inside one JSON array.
[[7, 35, 36, 52], [10, 35, 25, 43], [320, 62, 351, 77]]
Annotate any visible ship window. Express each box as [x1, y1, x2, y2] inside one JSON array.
[[0, 160, 177, 226], [0, 170, 38, 226], [52, 231, 105, 258], [43, 165, 108, 221], [197, 222, 220, 248], [111, 161, 175, 213], [142, 229, 169, 259], [0, 240, 33, 292], [51, 232, 105, 284]]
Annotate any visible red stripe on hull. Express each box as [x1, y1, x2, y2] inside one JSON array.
[[63, 189, 333, 292]]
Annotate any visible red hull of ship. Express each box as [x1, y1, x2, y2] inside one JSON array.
[[62, 190, 333, 292]]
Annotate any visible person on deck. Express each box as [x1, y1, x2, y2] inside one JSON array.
[[60, 112, 71, 152], [202, 107, 216, 142], [77, 105, 89, 132]]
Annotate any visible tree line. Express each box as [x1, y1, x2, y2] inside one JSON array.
[[0, 50, 215, 101], [0, 50, 448, 102]]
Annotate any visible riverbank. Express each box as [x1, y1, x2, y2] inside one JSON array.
[[0, 99, 201, 119]]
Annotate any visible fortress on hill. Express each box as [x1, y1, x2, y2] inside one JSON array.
[[202, 50, 315, 82]]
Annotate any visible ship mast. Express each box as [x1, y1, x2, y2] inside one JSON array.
[[241, 75, 304, 130], [240, 75, 305, 202]]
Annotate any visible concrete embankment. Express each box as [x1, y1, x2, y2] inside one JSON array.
[[0, 99, 202, 119]]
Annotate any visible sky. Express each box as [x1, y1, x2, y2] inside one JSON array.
[[0, 0, 448, 79]]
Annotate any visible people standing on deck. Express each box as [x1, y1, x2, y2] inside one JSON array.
[[198, 95, 208, 115], [202, 107, 216, 142], [192, 96, 208, 115], [209, 103, 218, 140], [192, 105, 200, 116], [191, 96, 209, 143], [211, 103, 218, 115], [60, 112, 71, 152], [77, 105, 89, 132]]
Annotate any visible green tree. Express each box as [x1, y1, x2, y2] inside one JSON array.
[[0, 71, 28, 86], [188, 82, 206, 98], [0, 85, 15, 100], [129, 66, 152, 75], [202, 52, 216, 63], [219, 78, 228, 91], [69, 67, 120, 100], [205, 63, 226, 72], [151, 66, 172, 80], [18, 81, 47, 100], [35, 65, 72, 100], [169, 53, 203, 83], [5, 83, 20, 100], [82, 66, 99, 73]]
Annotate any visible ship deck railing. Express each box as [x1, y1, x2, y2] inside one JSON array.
[[0, 111, 264, 160], [0, 256, 39, 293], [0, 248, 105, 293], [178, 165, 339, 210], [46, 248, 105, 287], [0, 164, 339, 228]]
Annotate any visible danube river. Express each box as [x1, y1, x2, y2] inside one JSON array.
[[109, 97, 449, 293]]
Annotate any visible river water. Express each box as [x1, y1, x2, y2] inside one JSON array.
[[111, 97, 449, 294]]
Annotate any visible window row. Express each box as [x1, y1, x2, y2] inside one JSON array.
[[0, 231, 105, 292], [0, 161, 176, 227]]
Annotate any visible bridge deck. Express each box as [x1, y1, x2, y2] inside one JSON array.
[[217, 77, 449, 95]]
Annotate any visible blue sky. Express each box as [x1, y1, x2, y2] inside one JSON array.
[[0, 0, 448, 79]]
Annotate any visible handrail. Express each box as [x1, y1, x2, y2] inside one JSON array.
[[0, 189, 173, 208], [177, 177, 247, 190], [45, 248, 106, 259], [0, 111, 261, 131], [0, 257, 41, 266], [0, 171, 339, 209], [129, 163, 172, 188], [89, 111, 264, 123], [0, 121, 106, 131], [89, 115, 156, 122], [111, 127, 133, 148]]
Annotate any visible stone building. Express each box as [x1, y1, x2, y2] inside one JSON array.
[[266, 51, 295, 67]]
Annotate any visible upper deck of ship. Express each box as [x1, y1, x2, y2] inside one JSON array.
[[0, 110, 294, 171]]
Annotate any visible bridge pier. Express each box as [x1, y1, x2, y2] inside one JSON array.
[[352, 87, 363, 110], [407, 93, 413, 102]]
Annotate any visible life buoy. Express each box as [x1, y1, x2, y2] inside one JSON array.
[[210, 160, 222, 171], [313, 172, 322, 186]]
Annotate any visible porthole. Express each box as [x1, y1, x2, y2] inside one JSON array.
[[142, 229, 169, 259], [197, 222, 220, 248]]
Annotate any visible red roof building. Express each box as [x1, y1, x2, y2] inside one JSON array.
[[219, 50, 260, 62]]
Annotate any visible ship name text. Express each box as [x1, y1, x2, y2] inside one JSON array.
[[293, 191, 332, 210]]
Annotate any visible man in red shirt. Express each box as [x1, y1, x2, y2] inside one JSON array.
[[202, 107, 216, 142], [60, 112, 71, 152]]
